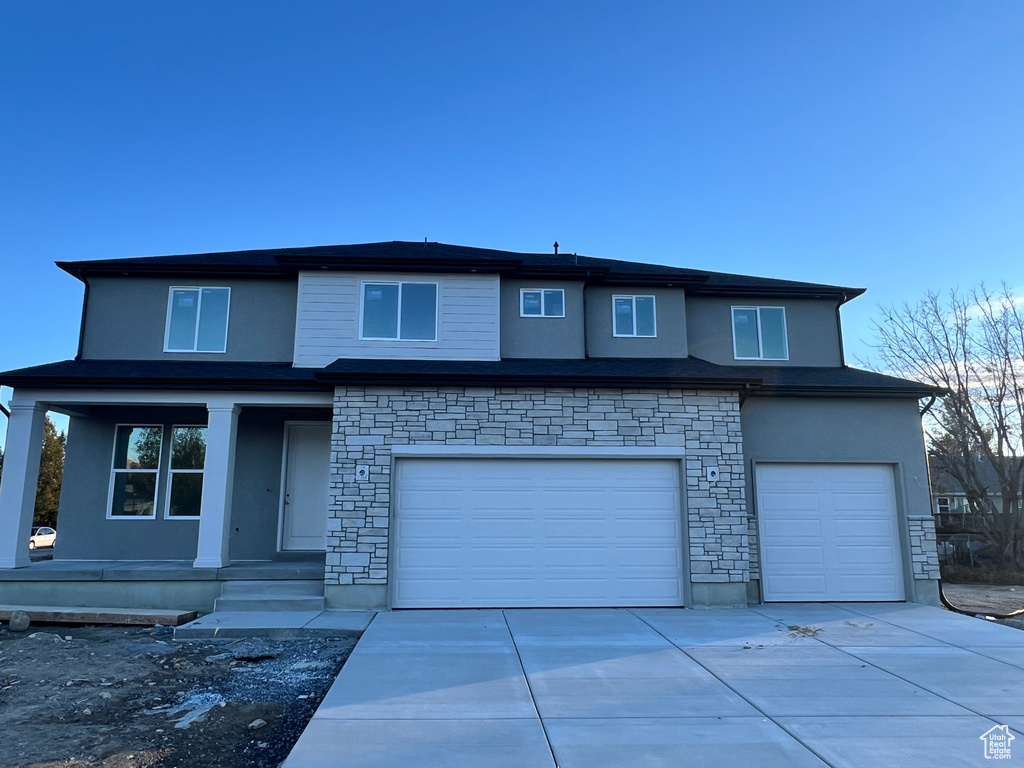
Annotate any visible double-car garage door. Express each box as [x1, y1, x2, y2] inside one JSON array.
[[393, 458, 684, 608]]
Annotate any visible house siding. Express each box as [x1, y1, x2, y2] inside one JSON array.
[[685, 296, 843, 366], [327, 386, 748, 599], [740, 396, 940, 602], [293, 272, 501, 366], [81, 276, 297, 362]]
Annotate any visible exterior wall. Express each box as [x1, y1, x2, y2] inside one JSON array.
[[55, 405, 329, 562], [228, 406, 333, 560], [740, 396, 940, 604], [585, 287, 688, 358], [327, 386, 747, 608], [294, 272, 500, 366], [81, 276, 297, 362], [499, 279, 585, 359], [56, 407, 208, 560], [685, 296, 843, 366]]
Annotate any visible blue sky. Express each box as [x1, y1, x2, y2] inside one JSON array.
[[1, 2, 1023, 442]]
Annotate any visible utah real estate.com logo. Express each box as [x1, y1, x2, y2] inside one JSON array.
[[980, 725, 1014, 760]]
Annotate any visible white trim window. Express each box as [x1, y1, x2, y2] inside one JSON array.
[[360, 281, 438, 341], [613, 295, 657, 337], [732, 306, 789, 360], [936, 497, 951, 515], [520, 288, 565, 318], [166, 426, 207, 519], [108, 425, 163, 519], [164, 287, 231, 352]]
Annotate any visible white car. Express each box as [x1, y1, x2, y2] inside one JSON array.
[[29, 527, 56, 549]]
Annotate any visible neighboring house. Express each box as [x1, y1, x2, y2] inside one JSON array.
[[0, 241, 943, 610], [931, 454, 1022, 533]]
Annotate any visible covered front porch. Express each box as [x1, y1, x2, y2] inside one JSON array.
[[0, 385, 335, 610]]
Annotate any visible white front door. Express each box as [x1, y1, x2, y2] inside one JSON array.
[[281, 423, 331, 551], [757, 463, 905, 601], [393, 457, 684, 608]]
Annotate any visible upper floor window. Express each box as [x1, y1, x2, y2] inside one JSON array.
[[936, 497, 951, 515], [165, 287, 230, 353], [361, 282, 438, 341], [613, 295, 656, 337], [520, 289, 565, 318], [732, 306, 788, 360]]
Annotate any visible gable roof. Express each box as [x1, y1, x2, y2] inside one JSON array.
[[56, 241, 865, 300]]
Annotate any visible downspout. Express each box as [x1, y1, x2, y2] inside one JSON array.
[[582, 279, 590, 359], [738, 382, 751, 409], [920, 395, 937, 417], [836, 293, 849, 367], [75, 275, 90, 361]]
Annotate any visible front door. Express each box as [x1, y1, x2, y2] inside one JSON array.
[[281, 422, 331, 551]]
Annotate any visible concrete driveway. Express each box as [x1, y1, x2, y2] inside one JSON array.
[[283, 603, 1024, 767]]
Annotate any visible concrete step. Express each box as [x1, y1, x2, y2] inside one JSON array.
[[214, 594, 325, 612], [219, 580, 325, 597]]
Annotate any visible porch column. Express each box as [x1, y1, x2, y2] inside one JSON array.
[[193, 402, 240, 569], [0, 401, 46, 569]]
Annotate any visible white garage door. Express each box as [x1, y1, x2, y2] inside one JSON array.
[[757, 463, 905, 602], [393, 458, 683, 608]]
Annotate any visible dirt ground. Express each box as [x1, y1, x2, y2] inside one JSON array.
[[942, 582, 1024, 630], [2, 585, 1022, 768], [0, 623, 356, 768]]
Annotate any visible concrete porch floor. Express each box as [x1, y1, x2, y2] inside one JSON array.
[[283, 603, 1024, 768]]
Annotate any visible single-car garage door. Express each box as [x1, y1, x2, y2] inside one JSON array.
[[393, 458, 683, 608], [757, 463, 905, 602]]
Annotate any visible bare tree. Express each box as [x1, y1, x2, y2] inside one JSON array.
[[870, 283, 1024, 569]]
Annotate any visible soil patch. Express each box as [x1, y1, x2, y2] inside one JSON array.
[[942, 582, 1024, 631], [0, 623, 356, 768]]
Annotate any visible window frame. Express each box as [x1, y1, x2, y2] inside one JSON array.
[[358, 280, 439, 342], [106, 424, 164, 521], [936, 497, 951, 515], [519, 288, 566, 318], [731, 306, 790, 361], [164, 424, 207, 521], [163, 286, 231, 353], [611, 295, 657, 338]]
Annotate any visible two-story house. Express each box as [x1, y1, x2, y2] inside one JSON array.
[[0, 241, 943, 611]]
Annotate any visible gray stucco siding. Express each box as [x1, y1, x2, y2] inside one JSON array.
[[499, 279, 585, 359], [686, 296, 842, 366], [229, 406, 333, 560], [54, 405, 328, 562], [740, 396, 939, 603], [81, 276, 297, 362], [585, 287, 688, 358], [56, 407, 208, 561]]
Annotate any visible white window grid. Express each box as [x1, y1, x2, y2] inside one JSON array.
[[106, 424, 163, 520], [358, 280, 439, 341], [163, 286, 231, 353], [519, 288, 566, 318], [164, 424, 207, 520], [731, 306, 789, 361], [611, 295, 657, 337]]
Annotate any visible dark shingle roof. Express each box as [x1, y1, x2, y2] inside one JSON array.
[[56, 241, 864, 299], [0, 360, 329, 392], [0, 357, 941, 398]]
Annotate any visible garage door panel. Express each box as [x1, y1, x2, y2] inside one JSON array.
[[762, 544, 825, 565], [761, 518, 823, 538], [757, 464, 904, 602], [394, 458, 683, 608]]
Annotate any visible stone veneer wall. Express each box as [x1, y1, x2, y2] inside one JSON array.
[[327, 386, 748, 591], [907, 515, 941, 581]]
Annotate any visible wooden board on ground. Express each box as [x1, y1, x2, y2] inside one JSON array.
[[0, 605, 198, 626]]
